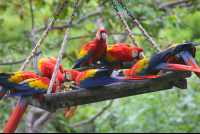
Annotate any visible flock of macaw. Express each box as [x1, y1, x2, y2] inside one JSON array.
[[0, 29, 200, 133]]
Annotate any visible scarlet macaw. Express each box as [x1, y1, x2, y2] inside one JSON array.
[[100, 44, 144, 69], [122, 44, 200, 77], [2, 77, 61, 133], [33, 54, 64, 88], [63, 68, 126, 88], [0, 71, 40, 100], [72, 29, 107, 69], [166, 43, 200, 78]]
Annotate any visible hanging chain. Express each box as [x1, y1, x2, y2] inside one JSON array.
[[68, 0, 79, 28], [117, 0, 136, 21], [54, 0, 69, 20], [110, 0, 119, 12]]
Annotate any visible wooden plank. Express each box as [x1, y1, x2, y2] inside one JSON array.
[[51, 80, 173, 109], [43, 71, 191, 103], [28, 71, 191, 113]]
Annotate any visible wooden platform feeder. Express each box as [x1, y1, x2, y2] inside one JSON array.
[[14, 0, 192, 114], [28, 70, 191, 113]]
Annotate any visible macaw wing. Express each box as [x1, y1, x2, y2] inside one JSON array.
[[72, 43, 96, 69], [166, 42, 199, 56], [78, 68, 124, 88], [5, 88, 46, 98], [79, 75, 124, 88], [101, 45, 125, 65], [0, 72, 19, 88], [48, 56, 64, 73], [33, 54, 49, 76], [5, 78, 47, 98]]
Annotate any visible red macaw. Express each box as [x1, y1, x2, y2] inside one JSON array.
[[2, 77, 61, 133], [63, 68, 126, 88], [72, 29, 107, 69], [33, 54, 64, 88], [166, 43, 200, 78], [122, 44, 200, 77], [0, 71, 40, 100], [100, 43, 143, 69]]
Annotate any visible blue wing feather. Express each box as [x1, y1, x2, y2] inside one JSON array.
[[5, 88, 46, 98], [72, 52, 93, 68]]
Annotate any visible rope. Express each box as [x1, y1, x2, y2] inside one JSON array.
[[47, 0, 79, 94]]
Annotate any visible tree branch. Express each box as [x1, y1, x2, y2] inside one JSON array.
[[69, 100, 114, 128], [31, 109, 65, 133], [158, 0, 191, 11], [34, 9, 102, 33], [0, 58, 26, 65]]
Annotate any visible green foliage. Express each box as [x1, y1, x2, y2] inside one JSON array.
[[0, 0, 200, 133]]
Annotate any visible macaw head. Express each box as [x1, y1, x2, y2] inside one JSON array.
[[54, 71, 65, 88], [51, 83, 62, 93], [96, 29, 107, 42], [63, 70, 79, 82], [130, 47, 143, 60]]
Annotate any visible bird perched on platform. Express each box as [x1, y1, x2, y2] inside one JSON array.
[[100, 43, 144, 69], [33, 54, 64, 88], [2, 77, 61, 133], [122, 43, 200, 77], [63, 68, 126, 88], [165, 42, 200, 78], [72, 29, 107, 69], [0, 71, 40, 100]]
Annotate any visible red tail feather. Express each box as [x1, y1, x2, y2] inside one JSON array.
[[163, 64, 200, 72], [2, 100, 28, 133], [69, 106, 78, 120], [119, 75, 161, 80], [65, 107, 71, 117], [186, 59, 200, 78]]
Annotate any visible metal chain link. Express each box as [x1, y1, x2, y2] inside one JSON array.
[[68, 0, 79, 28], [117, 0, 136, 21], [54, 0, 69, 20], [110, 0, 119, 12]]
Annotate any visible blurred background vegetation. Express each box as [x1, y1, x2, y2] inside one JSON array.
[[0, 0, 200, 133]]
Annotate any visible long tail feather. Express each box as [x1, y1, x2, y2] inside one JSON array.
[[181, 51, 200, 78], [65, 107, 71, 117], [2, 96, 31, 133], [69, 106, 78, 120], [155, 62, 200, 72], [119, 75, 161, 80]]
